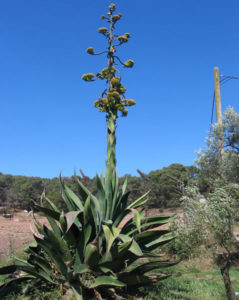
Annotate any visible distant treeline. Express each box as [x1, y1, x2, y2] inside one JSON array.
[[0, 164, 201, 210]]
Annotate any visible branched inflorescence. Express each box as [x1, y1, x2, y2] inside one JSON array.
[[82, 3, 136, 119]]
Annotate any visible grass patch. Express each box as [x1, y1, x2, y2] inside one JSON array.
[[140, 257, 239, 300]]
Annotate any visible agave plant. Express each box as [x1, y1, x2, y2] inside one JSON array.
[[0, 3, 176, 299]]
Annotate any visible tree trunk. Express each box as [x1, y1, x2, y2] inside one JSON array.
[[217, 254, 235, 300]]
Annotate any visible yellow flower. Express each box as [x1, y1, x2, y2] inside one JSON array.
[[94, 100, 99, 107], [86, 47, 94, 55], [122, 109, 128, 116], [109, 3, 116, 11], [98, 27, 108, 34], [123, 59, 134, 68], [119, 86, 126, 94], [112, 14, 122, 22], [127, 99, 136, 106], [82, 73, 95, 81], [117, 35, 128, 43]]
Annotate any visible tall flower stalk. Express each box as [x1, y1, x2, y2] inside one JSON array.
[[82, 3, 136, 179]]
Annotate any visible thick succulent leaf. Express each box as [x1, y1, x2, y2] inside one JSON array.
[[128, 240, 143, 256], [116, 240, 133, 257], [74, 249, 82, 271], [142, 214, 175, 224], [113, 201, 130, 227], [127, 216, 173, 235], [34, 205, 60, 220], [84, 196, 93, 225], [74, 174, 89, 202], [127, 191, 150, 209], [142, 251, 164, 258], [119, 274, 168, 287], [90, 196, 101, 233], [74, 174, 99, 204], [102, 225, 121, 253], [130, 208, 141, 233], [114, 191, 130, 215], [59, 213, 67, 233], [71, 283, 83, 300], [73, 263, 89, 274], [90, 276, 126, 288], [134, 230, 170, 245], [105, 178, 113, 220], [43, 196, 60, 213], [62, 182, 84, 211], [64, 211, 81, 232], [47, 216, 62, 237], [60, 177, 75, 211], [84, 224, 92, 249], [28, 254, 52, 274], [121, 176, 127, 195], [15, 263, 55, 283], [110, 176, 119, 219], [96, 174, 106, 219], [0, 277, 34, 298], [145, 234, 175, 251], [43, 225, 71, 259], [84, 244, 100, 266], [34, 234, 68, 277], [124, 261, 177, 275], [0, 265, 17, 274]]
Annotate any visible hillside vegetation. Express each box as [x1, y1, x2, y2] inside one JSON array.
[[0, 163, 198, 211]]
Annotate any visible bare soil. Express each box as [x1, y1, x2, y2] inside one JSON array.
[[0, 211, 48, 260], [0, 208, 183, 260]]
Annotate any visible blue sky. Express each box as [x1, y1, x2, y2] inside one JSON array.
[[1, 0, 239, 178]]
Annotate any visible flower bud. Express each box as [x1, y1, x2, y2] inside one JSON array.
[[82, 73, 95, 81], [122, 109, 128, 116], [86, 47, 94, 55], [98, 27, 108, 34], [112, 14, 122, 22], [117, 35, 128, 43], [109, 3, 116, 11], [127, 99, 136, 106], [123, 59, 134, 68]]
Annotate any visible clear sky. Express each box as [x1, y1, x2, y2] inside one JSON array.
[[1, 0, 239, 178]]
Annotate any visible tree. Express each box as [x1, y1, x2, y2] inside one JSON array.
[[147, 164, 197, 208], [178, 185, 239, 300], [196, 107, 239, 190]]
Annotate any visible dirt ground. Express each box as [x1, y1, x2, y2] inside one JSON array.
[[0, 211, 48, 260], [0, 208, 183, 260]]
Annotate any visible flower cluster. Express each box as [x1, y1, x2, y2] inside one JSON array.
[[82, 3, 135, 118], [94, 77, 136, 117]]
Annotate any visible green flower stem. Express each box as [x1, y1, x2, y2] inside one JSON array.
[[106, 10, 117, 177], [106, 112, 117, 176]]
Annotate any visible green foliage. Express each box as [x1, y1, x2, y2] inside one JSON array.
[[147, 164, 197, 208], [0, 164, 198, 211], [169, 184, 239, 259], [0, 173, 175, 299], [196, 106, 239, 190]]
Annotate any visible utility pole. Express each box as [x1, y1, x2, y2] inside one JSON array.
[[213, 67, 224, 158]]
